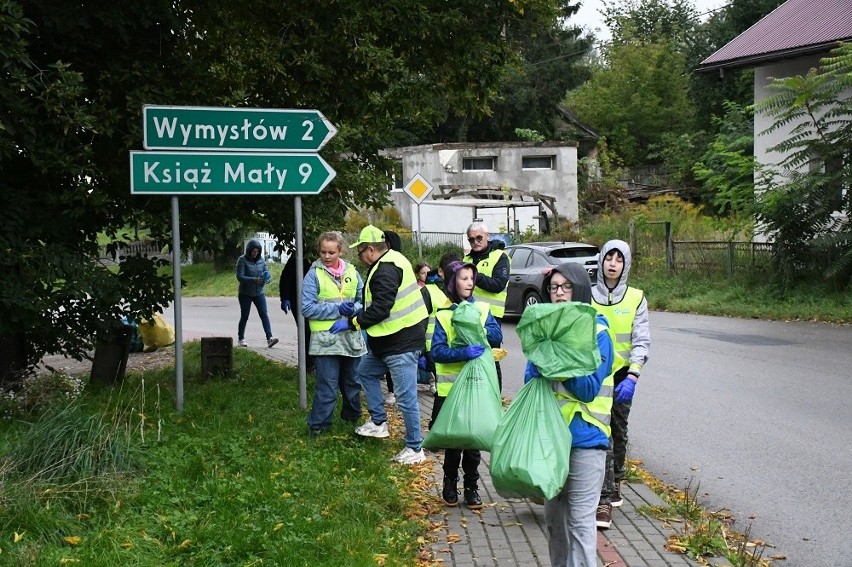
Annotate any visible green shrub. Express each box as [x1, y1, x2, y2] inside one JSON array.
[[1, 372, 85, 420]]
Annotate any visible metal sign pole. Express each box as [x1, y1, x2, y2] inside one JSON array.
[[295, 196, 307, 410], [171, 196, 184, 412], [417, 202, 423, 259]]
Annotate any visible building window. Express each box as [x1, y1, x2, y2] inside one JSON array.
[[387, 159, 404, 191], [522, 155, 556, 170], [462, 157, 496, 171]]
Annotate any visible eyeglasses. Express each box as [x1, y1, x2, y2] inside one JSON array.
[[467, 235, 485, 245], [357, 246, 369, 258], [547, 283, 573, 293]]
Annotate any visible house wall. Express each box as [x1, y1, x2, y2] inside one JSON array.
[[754, 55, 825, 172], [386, 142, 578, 230]]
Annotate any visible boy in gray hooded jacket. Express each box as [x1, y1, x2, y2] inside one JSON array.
[[591, 239, 650, 529]]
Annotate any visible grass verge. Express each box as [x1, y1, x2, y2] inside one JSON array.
[[627, 460, 782, 566], [0, 344, 432, 566]]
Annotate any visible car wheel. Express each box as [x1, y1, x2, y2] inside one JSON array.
[[523, 290, 541, 309]]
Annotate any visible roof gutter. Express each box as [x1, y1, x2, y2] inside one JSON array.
[[698, 39, 852, 74]]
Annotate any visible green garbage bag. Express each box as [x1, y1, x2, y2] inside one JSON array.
[[422, 303, 503, 451], [517, 302, 600, 379], [489, 378, 571, 500]]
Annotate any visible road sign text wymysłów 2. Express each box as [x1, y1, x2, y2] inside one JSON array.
[[142, 106, 337, 152]]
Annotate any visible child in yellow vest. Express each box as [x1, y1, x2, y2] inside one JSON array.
[[430, 261, 502, 509]]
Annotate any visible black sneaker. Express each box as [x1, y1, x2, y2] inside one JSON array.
[[308, 428, 323, 440], [596, 503, 612, 529], [464, 487, 483, 510], [611, 484, 623, 508], [442, 478, 459, 507]]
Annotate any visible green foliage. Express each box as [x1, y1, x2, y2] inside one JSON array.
[[514, 128, 546, 142], [566, 39, 695, 165], [440, 1, 593, 141], [753, 43, 852, 289], [578, 138, 629, 217], [602, 0, 698, 48], [0, 346, 426, 565], [693, 101, 757, 218], [5, 399, 137, 485], [0, 372, 85, 419]]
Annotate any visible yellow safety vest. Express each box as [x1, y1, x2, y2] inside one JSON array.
[[464, 249, 509, 318], [434, 302, 489, 397], [424, 283, 452, 352], [593, 286, 644, 372], [551, 321, 615, 437], [309, 263, 359, 332], [364, 250, 428, 337]]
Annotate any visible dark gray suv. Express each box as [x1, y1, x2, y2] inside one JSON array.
[[503, 242, 599, 317]]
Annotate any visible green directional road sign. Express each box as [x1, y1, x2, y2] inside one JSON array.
[[143, 106, 338, 152], [130, 151, 336, 195]]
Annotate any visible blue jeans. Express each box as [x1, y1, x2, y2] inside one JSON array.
[[308, 355, 361, 430], [544, 447, 606, 567], [358, 350, 422, 450], [237, 294, 273, 339]]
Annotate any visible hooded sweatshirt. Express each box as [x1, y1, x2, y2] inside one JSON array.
[[535, 262, 613, 449], [236, 239, 268, 297], [591, 239, 650, 377]]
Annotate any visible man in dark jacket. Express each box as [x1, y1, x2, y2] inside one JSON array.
[[279, 251, 313, 371], [329, 225, 428, 465]]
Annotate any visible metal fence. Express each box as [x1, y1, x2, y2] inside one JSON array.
[[671, 241, 774, 276]]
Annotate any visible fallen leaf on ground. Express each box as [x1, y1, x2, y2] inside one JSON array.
[[63, 536, 81, 545]]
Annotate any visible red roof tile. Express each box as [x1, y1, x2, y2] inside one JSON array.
[[700, 0, 852, 70]]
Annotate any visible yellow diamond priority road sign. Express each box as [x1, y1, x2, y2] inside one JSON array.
[[403, 173, 433, 204]]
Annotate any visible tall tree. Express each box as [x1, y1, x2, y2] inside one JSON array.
[[438, 0, 594, 141], [565, 39, 695, 165]]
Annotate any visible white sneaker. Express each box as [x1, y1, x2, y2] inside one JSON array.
[[355, 420, 389, 438], [392, 447, 426, 465], [383, 393, 396, 405], [238, 339, 248, 347], [267, 337, 279, 348]]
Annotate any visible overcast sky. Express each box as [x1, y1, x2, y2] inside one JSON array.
[[572, 0, 729, 43]]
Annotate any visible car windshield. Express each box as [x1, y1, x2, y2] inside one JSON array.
[[548, 246, 598, 259]]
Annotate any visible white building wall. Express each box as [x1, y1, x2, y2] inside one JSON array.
[[387, 142, 578, 231]]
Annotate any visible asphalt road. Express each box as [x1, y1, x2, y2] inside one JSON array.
[[170, 299, 851, 566]]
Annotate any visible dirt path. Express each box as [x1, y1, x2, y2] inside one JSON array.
[[38, 347, 176, 378]]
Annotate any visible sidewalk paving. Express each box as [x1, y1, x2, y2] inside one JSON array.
[[243, 336, 703, 567]]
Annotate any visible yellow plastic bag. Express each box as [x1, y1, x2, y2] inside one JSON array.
[[492, 347, 508, 361], [139, 313, 175, 352]]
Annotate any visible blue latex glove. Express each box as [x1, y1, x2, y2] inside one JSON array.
[[263, 270, 272, 284], [418, 355, 428, 370], [281, 299, 291, 314], [338, 301, 356, 317], [614, 377, 637, 404], [524, 361, 541, 380], [329, 319, 350, 334], [461, 345, 486, 360]]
